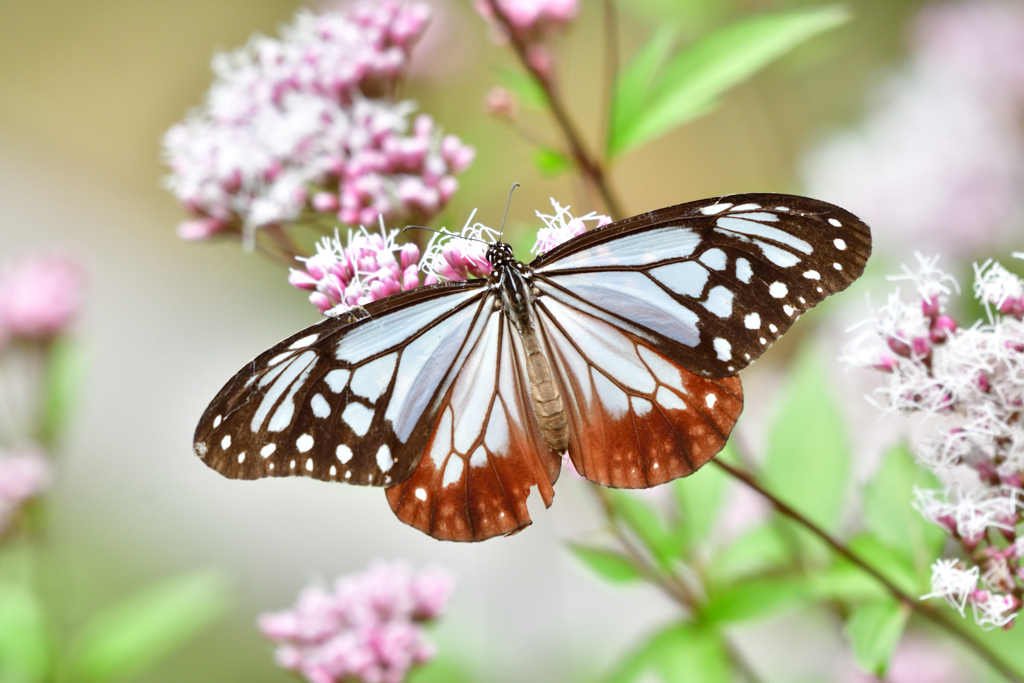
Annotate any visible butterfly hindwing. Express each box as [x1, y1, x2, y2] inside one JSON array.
[[386, 312, 562, 541], [192, 282, 490, 487], [532, 193, 871, 378], [537, 294, 743, 488]]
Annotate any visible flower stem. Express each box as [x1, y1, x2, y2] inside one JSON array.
[[481, 0, 625, 219], [591, 487, 768, 683], [712, 457, 1024, 683]]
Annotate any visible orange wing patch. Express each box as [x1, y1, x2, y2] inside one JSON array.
[[386, 316, 561, 541]]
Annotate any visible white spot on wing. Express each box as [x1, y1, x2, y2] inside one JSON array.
[[237, 452, 245, 463], [706, 393, 717, 409], [834, 262, 843, 271], [735, 258, 752, 284], [630, 397, 652, 417], [769, 282, 788, 298], [305, 458, 313, 471], [592, 370, 629, 418], [700, 202, 732, 215], [649, 261, 709, 298], [702, 286, 734, 318], [828, 218, 842, 227], [834, 238, 847, 250], [324, 369, 350, 393], [310, 393, 331, 418], [376, 444, 393, 472], [296, 433, 314, 452], [336, 444, 353, 463], [213, 415, 222, 428], [442, 457, 464, 487], [769, 324, 778, 333], [330, 465, 337, 476], [260, 444, 276, 458], [744, 312, 761, 329], [469, 446, 487, 468], [783, 305, 795, 317], [803, 270, 820, 280], [342, 403, 374, 436], [415, 487, 427, 501], [713, 338, 732, 361], [350, 353, 397, 402], [699, 248, 727, 271], [655, 385, 687, 411], [289, 333, 318, 349], [484, 409, 510, 454], [221, 435, 231, 449], [731, 203, 761, 211]]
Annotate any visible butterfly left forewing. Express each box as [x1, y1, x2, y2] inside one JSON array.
[[386, 311, 561, 541], [532, 193, 871, 378], [193, 282, 490, 487], [536, 294, 742, 488]]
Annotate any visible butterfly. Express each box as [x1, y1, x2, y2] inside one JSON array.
[[193, 193, 871, 542]]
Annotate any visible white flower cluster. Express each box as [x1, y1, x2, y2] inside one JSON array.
[[845, 253, 1024, 629]]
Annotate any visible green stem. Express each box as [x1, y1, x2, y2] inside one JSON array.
[[712, 457, 1024, 683], [482, 0, 625, 219]]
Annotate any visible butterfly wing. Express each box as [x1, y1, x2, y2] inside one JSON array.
[[536, 296, 743, 487], [192, 280, 493, 487], [532, 193, 872, 378], [385, 311, 562, 541]]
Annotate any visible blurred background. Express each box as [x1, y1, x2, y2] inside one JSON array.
[[2, 0, 1022, 680]]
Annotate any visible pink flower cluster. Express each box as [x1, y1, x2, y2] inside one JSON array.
[[290, 200, 607, 315], [844, 253, 1024, 629], [289, 225, 426, 315], [802, 1, 1024, 255], [0, 448, 50, 535], [473, 0, 579, 76], [163, 2, 474, 243], [259, 561, 455, 683], [0, 255, 84, 348]]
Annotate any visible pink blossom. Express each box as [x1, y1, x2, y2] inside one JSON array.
[[0, 448, 51, 534], [259, 561, 455, 683], [802, 1, 1024, 255], [474, 0, 579, 39], [163, 2, 473, 244], [531, 199, 611, 254], [0, 255, 85, 344]]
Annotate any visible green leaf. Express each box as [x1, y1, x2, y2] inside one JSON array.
[[604, 490, 678, 571], [70, 571, 229, 683], [672, 441, 732, 547], [39, 336, 87, 447], [493, 66, 547, 109], [863, 443, 946, 573], [807, 562, 889, 603], [845, 600, 909, 676], [607, 623, 732, 683], [708, 524, 792, 584], [533, 147, 571, 176], [0, 582, 51, 683], [568, 544, 643, 584], [610, 25, 678, 156], [608, 6, 849, 157], [763, 351, 849, 554], [702, 575, 806, 626]]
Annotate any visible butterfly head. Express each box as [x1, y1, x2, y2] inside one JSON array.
[[485, 241, 517, 271]]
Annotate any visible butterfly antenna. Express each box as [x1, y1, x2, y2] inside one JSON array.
[[402, 225, 489, 244], [498, 182, 520, 243]]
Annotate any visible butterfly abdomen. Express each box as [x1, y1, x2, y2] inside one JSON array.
[[522, 329, 568, 453]]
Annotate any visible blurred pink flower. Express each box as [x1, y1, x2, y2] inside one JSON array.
[[531, 198, 610, 254], [163, 2, 473, 244], [0, 448, 51, 534], [0, 255, 84, 344], [474, 0, 579, 77], [802, 1, 1024, 256], [259, 561, 455, 683]]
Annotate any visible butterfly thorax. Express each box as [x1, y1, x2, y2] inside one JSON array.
[[487, 242, 569, 454]]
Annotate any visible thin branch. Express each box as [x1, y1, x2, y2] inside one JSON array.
[[711, 457, 1024, 683], [482, 0, 625, 219]]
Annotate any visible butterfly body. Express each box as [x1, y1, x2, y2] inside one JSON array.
[[193, 193, 871, 542], [487, 241, 570, 453]]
